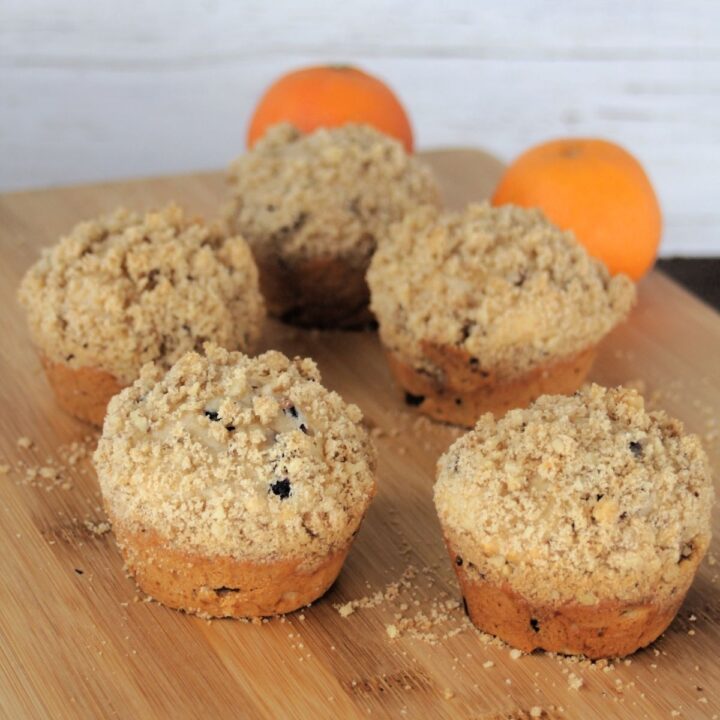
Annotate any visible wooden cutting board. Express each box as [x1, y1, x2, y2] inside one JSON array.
[[0, 151, 718, 720]]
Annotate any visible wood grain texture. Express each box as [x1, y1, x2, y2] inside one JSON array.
[[1, 0, 720, 255], [0, 151, 718, 719]]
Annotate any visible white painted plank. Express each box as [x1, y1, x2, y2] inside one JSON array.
[[2, 0, 719, 61]]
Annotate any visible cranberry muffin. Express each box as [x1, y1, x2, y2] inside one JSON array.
[[226, 123, 439, 328], [368, 202, 636, 426], [18, 205, 264, 424], [434, 384, 714, 658], [94, 344, 377, 618]]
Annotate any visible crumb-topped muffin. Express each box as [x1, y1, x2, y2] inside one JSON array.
[[226, 123, 439, 328], [368, 203, 636, 426], [94, 344, 377, 618], [435, 384, 714, 658], [18, 205, 264, 425]]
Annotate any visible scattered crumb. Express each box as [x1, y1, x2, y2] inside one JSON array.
[[482, 660, 494, 669], [567, 673, 584, 691], [337, 603, 355, 618], [333, 563, 503, 646], [509, 648, 522, 660], [386, 624, 399, 639], [530, 708, 543, 719], [442, 688, 454, 700], [84, 520, 111, 536], [11, 434, 97, 495]]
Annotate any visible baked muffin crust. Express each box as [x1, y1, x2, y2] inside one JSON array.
[[435, 384, 714, 606], [368, 203, 636, 379], [226, 123, 439, 267], [94, 345, 377, 563], [19, 205, 264, 383]]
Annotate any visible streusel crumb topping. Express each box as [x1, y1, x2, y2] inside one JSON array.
[[226, 123, 439, 265], [18, 205, 265, 383], [434, 384, 713, 604], [94, 344, 377, 562], [368, 203, 636, 378]]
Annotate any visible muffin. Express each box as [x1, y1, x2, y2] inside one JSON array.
[[94, 344, 377, 618], [226, 123, 439, 328], [367, 203, 636, 426], [18, 205, 264, 425], [434, 384, 714, 658]]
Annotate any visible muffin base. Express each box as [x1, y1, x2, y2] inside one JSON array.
[[387, 344, 597, 426], [40, 354, 124, 426], [447, 543, 703, 659], [111, 517, 352, 618], [255, 252, 373, 329]]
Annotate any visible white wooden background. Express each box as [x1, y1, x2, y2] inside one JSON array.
[[1, 0, 719, 256]]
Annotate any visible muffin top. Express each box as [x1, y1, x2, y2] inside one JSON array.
[[226, 123, 439, 265], [368, 203, 636, 378], [94, 344, 377, 563], [18, 205, 264, 384], [434, 384, 714, 605]]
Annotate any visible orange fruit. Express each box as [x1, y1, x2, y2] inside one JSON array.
[[247, 65, 414, 153], [491, 139, 661, 279]]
